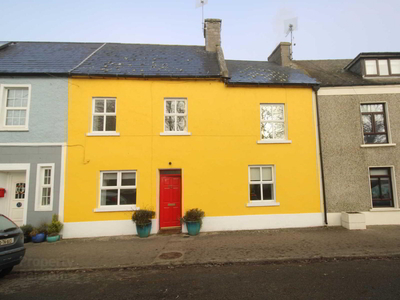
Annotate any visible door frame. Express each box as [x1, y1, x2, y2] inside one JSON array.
[[0, 164, 30, 225], [158, 169, 182, 230]]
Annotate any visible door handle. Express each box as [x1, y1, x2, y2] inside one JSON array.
[[168, 203, 176, 207]]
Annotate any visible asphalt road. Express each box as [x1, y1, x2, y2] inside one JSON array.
[[1, 258, 400, 299]]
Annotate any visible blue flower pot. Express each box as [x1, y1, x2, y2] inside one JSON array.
[[47, 235, 60, 243], [186, 221, 201, 236], [136, 222, 152, 238], [32, 233, 46, 243]]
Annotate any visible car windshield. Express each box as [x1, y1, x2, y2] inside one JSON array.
[[0, 216, 17, 232]]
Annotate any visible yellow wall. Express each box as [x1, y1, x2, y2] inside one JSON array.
[[65, 78, 321, 223]]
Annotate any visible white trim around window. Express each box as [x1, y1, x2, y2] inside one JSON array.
[[96, 170, 137, 212], [359, 102, 395, 147], [162, 98, 191, 135], [258, 104, 291, 144], [367, 165, 398, 210], [90, 97, 118, 134], [247, 165, 279, 207], [35, 163, 55, 212], [0, 84, 31, 131]]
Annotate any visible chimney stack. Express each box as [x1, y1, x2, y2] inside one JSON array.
[[204, 19, 222, 52], [268, 42, 291, 67]]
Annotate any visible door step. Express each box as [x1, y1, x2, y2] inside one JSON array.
[[158, 227, 182, 235]]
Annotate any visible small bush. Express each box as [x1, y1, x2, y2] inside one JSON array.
[[47, 214, 63, 237], [37, 222, 48, 234], [132, 209, 155, 226], [29, 228, 39, 237], [20, 224, 33, 236], [182, 208, 205, 223]]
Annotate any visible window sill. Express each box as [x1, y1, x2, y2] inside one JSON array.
[[369, 208, 400, 212], [86, 132, 120, 137], [35, 206, 53, 212], [247, 202, 280, 207], [257, 140, 292, 144], [160, 132, 192, 136], [0, 128, 29, 132], [360, 143, 396, 148], [94, 206, 139, 213]]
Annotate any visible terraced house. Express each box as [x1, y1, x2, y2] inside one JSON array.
[[63, 19, 323, 238], [292, 51, 400, 228], [0, 42, 101, 226]]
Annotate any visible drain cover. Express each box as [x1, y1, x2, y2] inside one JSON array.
[[159, 252, 183, 260]]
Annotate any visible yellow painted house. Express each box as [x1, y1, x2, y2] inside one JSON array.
[[63, 19, 323, 238]]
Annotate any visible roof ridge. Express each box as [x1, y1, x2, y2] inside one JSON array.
[[10, 41, 206, 47]]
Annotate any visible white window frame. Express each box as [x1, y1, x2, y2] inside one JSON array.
[[35, 163, 55, 212], [258, 104, 291, 144], [359, 101, 396, 147], [160, 98, 191, 136], [96, 170, 137, 212], [368, 166, 399, 211], [90, 97, 117, 134], [0, 84, 31, 131], [247, 165, 279, 207]]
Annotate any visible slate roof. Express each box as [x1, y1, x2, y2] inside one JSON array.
[[225, 60, 318, 86], [294, 59, 400, 87], [0, 42, 103, 74], [72, 43, 220, 78]]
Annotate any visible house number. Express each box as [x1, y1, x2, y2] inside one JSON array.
[[16, 202, 22, 208]]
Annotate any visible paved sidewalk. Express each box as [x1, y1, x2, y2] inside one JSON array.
[[15, 226, 400, 272]]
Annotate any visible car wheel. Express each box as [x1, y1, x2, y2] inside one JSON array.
[[0, 266, 14, 278]]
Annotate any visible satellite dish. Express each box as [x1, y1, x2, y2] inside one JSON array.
[[196, 0, 208, 8], [284, 17, 298, 35]]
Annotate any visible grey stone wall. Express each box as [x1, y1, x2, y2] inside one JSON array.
[[0, 77, 68, 143], [319, 93, 400, 212], [0, 146, 62, 226]]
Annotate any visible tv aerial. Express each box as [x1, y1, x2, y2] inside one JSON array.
[[195, 0, 208, 30], [284, 17, 298, 59]]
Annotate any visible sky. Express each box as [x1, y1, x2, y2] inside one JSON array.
[[1, 0, 399, 61]]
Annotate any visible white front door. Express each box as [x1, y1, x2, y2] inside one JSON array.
[[9, 172, 26, 226]]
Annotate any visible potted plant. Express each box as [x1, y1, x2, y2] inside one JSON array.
[[132, 209, 155, 238], [47, 214, 63, 242], [20, 224, 33, 243], [30, 222, 47, 243], [182, 208, 205, 236]]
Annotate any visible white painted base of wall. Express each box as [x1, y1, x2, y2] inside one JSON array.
[[328, 211, 400, 227], [63, 219, 159, 239], [63, 213, 324, 239]]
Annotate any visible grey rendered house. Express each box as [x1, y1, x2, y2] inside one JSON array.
[[0, 42, 101, 226], [267, 44, 400, 227]]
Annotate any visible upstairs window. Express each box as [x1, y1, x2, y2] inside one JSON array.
[[164, 99, 188, 132], [92, 98, 116, 132], [365, 59, 400, 77], [390, 60, 400, 75], [0, 86, 30, 130], [360, 103, 389, 144], [260, 104, 285, 140]]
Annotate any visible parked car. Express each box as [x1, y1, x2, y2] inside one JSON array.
[[0, 215, 26, 277]]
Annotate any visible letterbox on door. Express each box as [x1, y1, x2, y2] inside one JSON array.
[[0, 188, 5, 198]]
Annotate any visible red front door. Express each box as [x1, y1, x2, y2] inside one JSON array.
[[160, 174, 182, 228]]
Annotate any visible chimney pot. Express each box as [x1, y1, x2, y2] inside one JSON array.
[[204, 18, 222, 52]]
